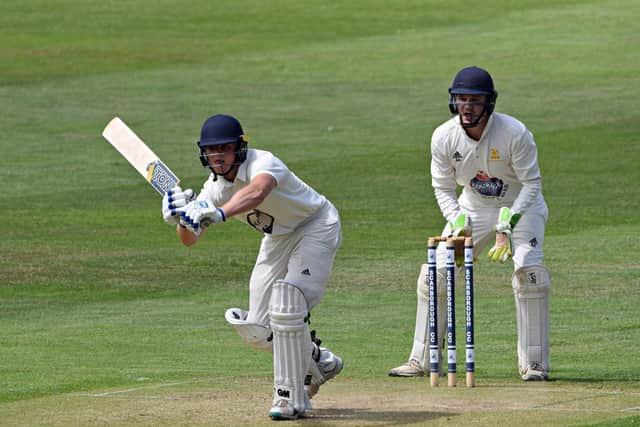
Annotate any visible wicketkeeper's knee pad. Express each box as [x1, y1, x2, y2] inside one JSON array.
[[224, 308, 273, 352], [269, 281, 311, 413], [512, 265, 551, 373]]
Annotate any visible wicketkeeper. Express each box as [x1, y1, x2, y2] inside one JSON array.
[[389, 66, 551, 381], [162, 114, 343, 420]]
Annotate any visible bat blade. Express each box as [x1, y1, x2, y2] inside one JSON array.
[[102, 117, 180, 196]]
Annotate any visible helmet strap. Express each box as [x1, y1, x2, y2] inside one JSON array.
[[459, 105, 489, 129], [209, 160, 240, 182]]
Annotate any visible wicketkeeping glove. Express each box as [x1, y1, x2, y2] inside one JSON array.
[[449, 212, 471, 237], [178, 199, 226, 234], [448, 213, 471, 267], [487, 207, 521, 263], [162, 186, 195, 225]]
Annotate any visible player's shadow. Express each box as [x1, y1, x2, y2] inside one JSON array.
[[298, 407, 456, 425]]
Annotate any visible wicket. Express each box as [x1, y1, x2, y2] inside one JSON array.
[[427, 236, 475, 387]]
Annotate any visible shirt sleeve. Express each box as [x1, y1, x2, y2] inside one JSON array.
[[248, 151, 288, 184], [430, 129, 461, 222], [510, 130, 542, 215], [196, 177, 215, 202]]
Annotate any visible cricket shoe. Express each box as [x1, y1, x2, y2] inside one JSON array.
[[388, 359, 425, 377], [269, 399, 305, 421], [521, 362, 549, 381], [305, 345, 344, 398]]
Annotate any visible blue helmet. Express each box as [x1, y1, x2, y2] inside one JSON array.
[[448, 66, 498, 121], [197, 114, 248, 178]]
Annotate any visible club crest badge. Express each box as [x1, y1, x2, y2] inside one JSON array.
[[247, 209, 275, 234]]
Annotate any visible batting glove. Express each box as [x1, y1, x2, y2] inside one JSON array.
[[178, 200, 226, 234], [162, 186, 195, 225], [487, 207, 521, 263]]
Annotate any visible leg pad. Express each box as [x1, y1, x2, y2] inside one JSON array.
[[512, 265, 551, 377], [269, 281, 311, 414]]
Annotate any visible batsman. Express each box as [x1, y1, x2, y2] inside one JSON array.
[[162, 114, 343, 420], [389, 66, 551, 381]]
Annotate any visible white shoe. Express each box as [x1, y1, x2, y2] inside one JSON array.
[[269, 399, 304, 420], [304, 392, 312, 410], [306, 346, 343, 398], [521, 363, 549, 381], [388, 359, 425, 377]]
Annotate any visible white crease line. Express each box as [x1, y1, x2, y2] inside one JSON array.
[[88, 381, 200, 397], [82, 377, 240, 397], [81, 379, 640, 402]]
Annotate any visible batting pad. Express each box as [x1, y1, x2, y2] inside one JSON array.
[[224, 308, 273, 352], [269, 281, 311, 413], [512, 265, 551, 373]]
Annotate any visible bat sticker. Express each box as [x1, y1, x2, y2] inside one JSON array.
[[146, 160, 179, 196]]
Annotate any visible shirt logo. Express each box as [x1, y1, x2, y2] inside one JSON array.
[[301, 268, 311, 276], [529, 237, 538, 247], [490, 148, 501, 160], [470, 170, 506, 198], [453, 151, 463, 162], [247, 209, 274, 234]]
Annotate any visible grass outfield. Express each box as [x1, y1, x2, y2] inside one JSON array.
[[1, 0, 639, 425]]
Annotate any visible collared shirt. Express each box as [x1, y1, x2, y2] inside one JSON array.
[[198, 148, 327, 235], [430, 112, 544, 222]]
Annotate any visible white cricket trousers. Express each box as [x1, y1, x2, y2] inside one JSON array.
[[246, 201, 342, 326]]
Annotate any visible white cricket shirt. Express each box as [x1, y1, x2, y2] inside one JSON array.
[[430, 112, 544, 222], [198, 149, 327, 235]]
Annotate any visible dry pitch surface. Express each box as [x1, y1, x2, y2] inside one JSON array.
[[2, 377, 638, 426]]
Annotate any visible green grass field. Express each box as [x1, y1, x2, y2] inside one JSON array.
[[1, 0, 639, 425]]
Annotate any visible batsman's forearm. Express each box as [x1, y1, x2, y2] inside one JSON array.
[[220, 173, 276, 218], [221, 191, 266, 218]]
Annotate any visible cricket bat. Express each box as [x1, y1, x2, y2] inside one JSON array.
[[102, 117, 180, 196]]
